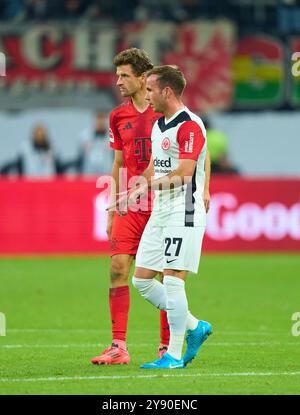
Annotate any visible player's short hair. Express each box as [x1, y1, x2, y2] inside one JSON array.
[[146, 65, 186, 97], [113, 48, 153, 76]]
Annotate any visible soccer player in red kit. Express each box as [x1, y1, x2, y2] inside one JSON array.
[[91, 48, 170, 365]]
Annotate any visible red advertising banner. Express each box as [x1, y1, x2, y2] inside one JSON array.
[[206, 177, 300, 252], [0, 178, 299, 254]]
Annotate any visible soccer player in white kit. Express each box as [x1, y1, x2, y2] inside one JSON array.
[[116, 65, 212, 369]]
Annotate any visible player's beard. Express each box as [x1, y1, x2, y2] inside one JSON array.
[[120, 85, 138, 98], [119, 89, 129, 97], [151, 103, 163, 113]]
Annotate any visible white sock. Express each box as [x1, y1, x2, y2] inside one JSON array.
[[132, 277, 166, 310], [164, 275, 188, 360], [186, 311, 199, 331]]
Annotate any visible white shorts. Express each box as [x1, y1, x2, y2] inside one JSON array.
[[135, 215, 205, 274]]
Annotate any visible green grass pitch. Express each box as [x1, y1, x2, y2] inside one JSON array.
[[0, 254, 299, 395]]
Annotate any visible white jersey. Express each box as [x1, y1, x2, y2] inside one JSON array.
[[151, 107, 207, 227]]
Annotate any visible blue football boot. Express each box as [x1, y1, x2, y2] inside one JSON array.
[[140, 352, 185, 369], [183, 320, 212, 366]]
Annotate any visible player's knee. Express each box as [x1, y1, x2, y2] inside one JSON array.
[[110, 258, 128, 283], [132, 276, 152, 294], [132, 277, 166, 310]]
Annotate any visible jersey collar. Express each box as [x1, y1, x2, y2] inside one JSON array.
[[164, 106, 187, 124]]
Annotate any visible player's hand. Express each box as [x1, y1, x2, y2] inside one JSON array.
[[106, 184, 148, 213], [203, 188, 210, 213], [128, 183, 148, 207], [106, 190, 130, 215]]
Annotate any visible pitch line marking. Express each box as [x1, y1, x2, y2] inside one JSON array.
[[7, 329, 282, 336], [1, 371, 300, 383], [0, 341, 298, 349]]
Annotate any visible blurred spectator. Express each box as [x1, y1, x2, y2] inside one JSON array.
[[85, 0, 114, 21], [0, 124, 61, 177], [135, 0, 184, 21], [0, 0, 270, 24], [1, 0, 25, 20], [25, 0, 51, 20], [180, 0, 202, 20], [63, 0, 89, 20], [76, 111, 113, 175], [85, 0, 137, 22], [203, 119, 239, 175]]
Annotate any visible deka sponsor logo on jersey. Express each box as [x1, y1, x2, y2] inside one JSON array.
[[153, 157, 171, 168]]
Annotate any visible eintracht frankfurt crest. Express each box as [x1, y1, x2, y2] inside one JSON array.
[[162, 137, 170, 150]]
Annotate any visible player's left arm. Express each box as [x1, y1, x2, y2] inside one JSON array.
[[149, 158, 197, 191], [126, 158, 196, 206], [126, 155, 197, 207], [203, 150, 211, 212], [142, 155, 154, 182]]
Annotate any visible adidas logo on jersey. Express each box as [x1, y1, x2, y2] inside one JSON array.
[[123, 122, 132, 130], [153, 157, 171, 168]]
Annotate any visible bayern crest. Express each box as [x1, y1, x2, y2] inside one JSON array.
[[162, 137, 170, 150]]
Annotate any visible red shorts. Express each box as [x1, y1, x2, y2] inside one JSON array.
[[110, 210, 150, 256]]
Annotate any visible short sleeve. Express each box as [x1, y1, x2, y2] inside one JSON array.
[[109, 111, 123, 150], [177, 120, 206, 161]]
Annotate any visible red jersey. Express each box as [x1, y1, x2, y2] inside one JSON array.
[[109, 100, 161, 214]]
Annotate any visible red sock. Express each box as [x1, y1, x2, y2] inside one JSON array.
[[109, 286, 130, 343], [160, 309, 170, 346]]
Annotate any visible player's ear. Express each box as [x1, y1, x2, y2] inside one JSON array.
[[164, 86, 171, 98]]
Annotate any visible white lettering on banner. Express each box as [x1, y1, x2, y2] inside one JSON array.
[[206, 193, 300, 241], [92, 190, 300, 242], [94, 30, 117, 71], [124, 22, 174, 65], [235, 203, 262, 240], [206, 193, 237, 240], [264, 203, 290, 240], [73, 27, 90, 70], [22, 26, 62, 69], [290, 203, 300, 239]]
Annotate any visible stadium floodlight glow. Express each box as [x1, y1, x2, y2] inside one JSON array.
[[0, 52, 6, 76], [0, 312, 6, 336]]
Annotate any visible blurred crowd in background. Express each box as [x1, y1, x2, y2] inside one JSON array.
[[0, 111, 115, 177], [0, 0, 299, 33], [1, 0, 299, 178], [0, 111, 238, 177]]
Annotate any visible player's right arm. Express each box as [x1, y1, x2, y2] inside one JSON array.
[[107, 110, 124, 238], [107, 149, 123, 240]]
